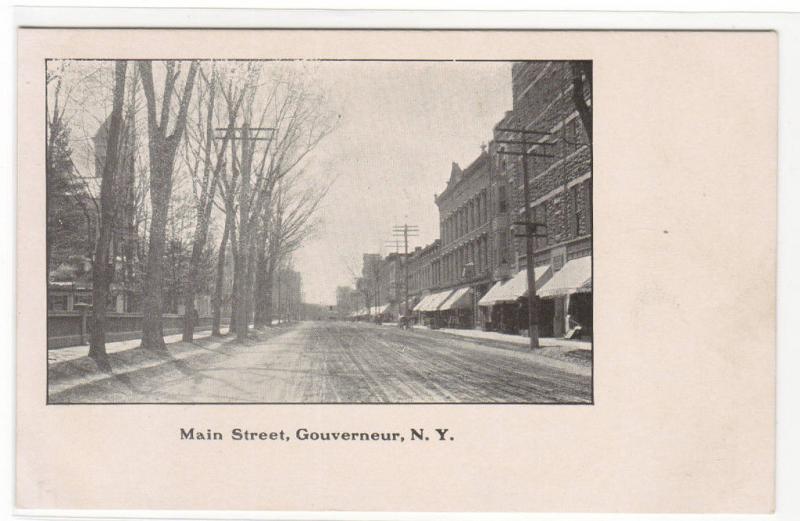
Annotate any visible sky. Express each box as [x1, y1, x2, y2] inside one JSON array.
[[293, 61, 513, 305]]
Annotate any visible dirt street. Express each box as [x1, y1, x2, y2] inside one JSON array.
[[49, 321, 592, 404]]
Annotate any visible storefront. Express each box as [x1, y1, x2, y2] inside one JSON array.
[[477, 279, 507, 331], [477, 265, 553, 335], [413, 289, 454, 328], [538, 255, 592, 338], [437, 286, 473, 329], [349, 303, 392, 323]]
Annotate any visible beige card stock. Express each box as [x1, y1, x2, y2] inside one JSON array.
[[17, 29, 776, 513]]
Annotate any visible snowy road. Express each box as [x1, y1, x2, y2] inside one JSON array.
[[48, 321, 592, 404]]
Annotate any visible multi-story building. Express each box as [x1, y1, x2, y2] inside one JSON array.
[[433, 151, 494, 328], [379, 252, 406, 319], [407, 239, 441, 306], [496, 61, 593, 337], [272, 267, 303, 322]]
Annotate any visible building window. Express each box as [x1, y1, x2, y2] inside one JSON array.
[[498, 229, 509, 264], [571, 185, 581, 237], [534, 203, 547, 250], [498, 185, 507, 213], [553, 254, 565, 272], [48, 294, 68, 311]]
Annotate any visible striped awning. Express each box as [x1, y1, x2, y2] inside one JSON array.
[[418, 289, 454, 312], [492, 265, 552, 303], [478, 280, 507, 307], [538, 256, 592, 298], [438, 286, 472, 311], [412, 294, 434, 312]]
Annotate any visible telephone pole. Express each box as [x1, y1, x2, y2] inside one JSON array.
[[495, 127, 555, 349], [392, 223, 419, 316], [384, 240, 402, 254]]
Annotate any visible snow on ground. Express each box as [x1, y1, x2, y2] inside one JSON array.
[[409, 325, 592, 350], [47, 327, 231, 364], [47, 320, 592, 404]]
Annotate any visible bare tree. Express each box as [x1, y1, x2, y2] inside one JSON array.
[[138, 60, 199, 350], [207, 63, 336, 340], [180, 64, 244, 341], [211, 189, 236, 336], [254, 176, 328, 327], [88, 60, 128, 365]]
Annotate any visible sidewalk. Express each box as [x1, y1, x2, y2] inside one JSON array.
[[408, 324, 592, 366], [424, 326, 592, 351], [48, 327, 230, 364]]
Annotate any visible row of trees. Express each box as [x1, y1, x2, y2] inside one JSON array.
[[46, 60, 335, 366]]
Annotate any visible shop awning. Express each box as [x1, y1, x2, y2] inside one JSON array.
[[493, 265, 552, 303], [478, 280, 507, 307], [371, 304, 390, 315], [419, 289, 454, 312], [438, 286, 472, 311], [351, 304, 391, 317], [412, 294, 434, 312], [537, 256, 592, 298]]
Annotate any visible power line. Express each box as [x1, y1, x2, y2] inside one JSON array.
[[391, 223, 418, 317], [492, 128, 554, 350]]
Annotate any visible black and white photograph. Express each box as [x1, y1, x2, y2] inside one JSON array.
[[45, 58, 593, 404]]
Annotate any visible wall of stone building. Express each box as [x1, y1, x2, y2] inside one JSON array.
[[506, 61, 592, 268], [407, 244, 440, 298], [488, 130, 517, 281], [436, 155, 493, 288]]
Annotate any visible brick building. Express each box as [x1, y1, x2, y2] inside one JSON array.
[[483, 61, 592, 337], [432, 151, 494, 328], [379, 252, 407, 319], [344, 61, 592, 337], [407, 239, 441, 307]]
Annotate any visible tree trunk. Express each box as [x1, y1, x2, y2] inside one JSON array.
[[231, 244, 246, 338], [140, 176, 171, 350], [244, 232, 258, 328], [263, 269, 275, 327], [139, 60, 198, 351], [182, 216, 205, 342], [254, 247, 271, 327], [212, 210, 231, 336], [234, 158, 251, 340], [88, 60, 127, 367]]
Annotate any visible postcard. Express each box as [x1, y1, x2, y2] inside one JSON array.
[[17, 27, 776, 513]]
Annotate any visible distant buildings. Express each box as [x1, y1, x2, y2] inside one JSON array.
[[336, 285, 364, 319], [272, 267, 304, 322]]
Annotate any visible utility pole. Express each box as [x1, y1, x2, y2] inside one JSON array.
[[392, 223, 419, 316], [384, 240, 402, 254], [495, 127, 555, 349]]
